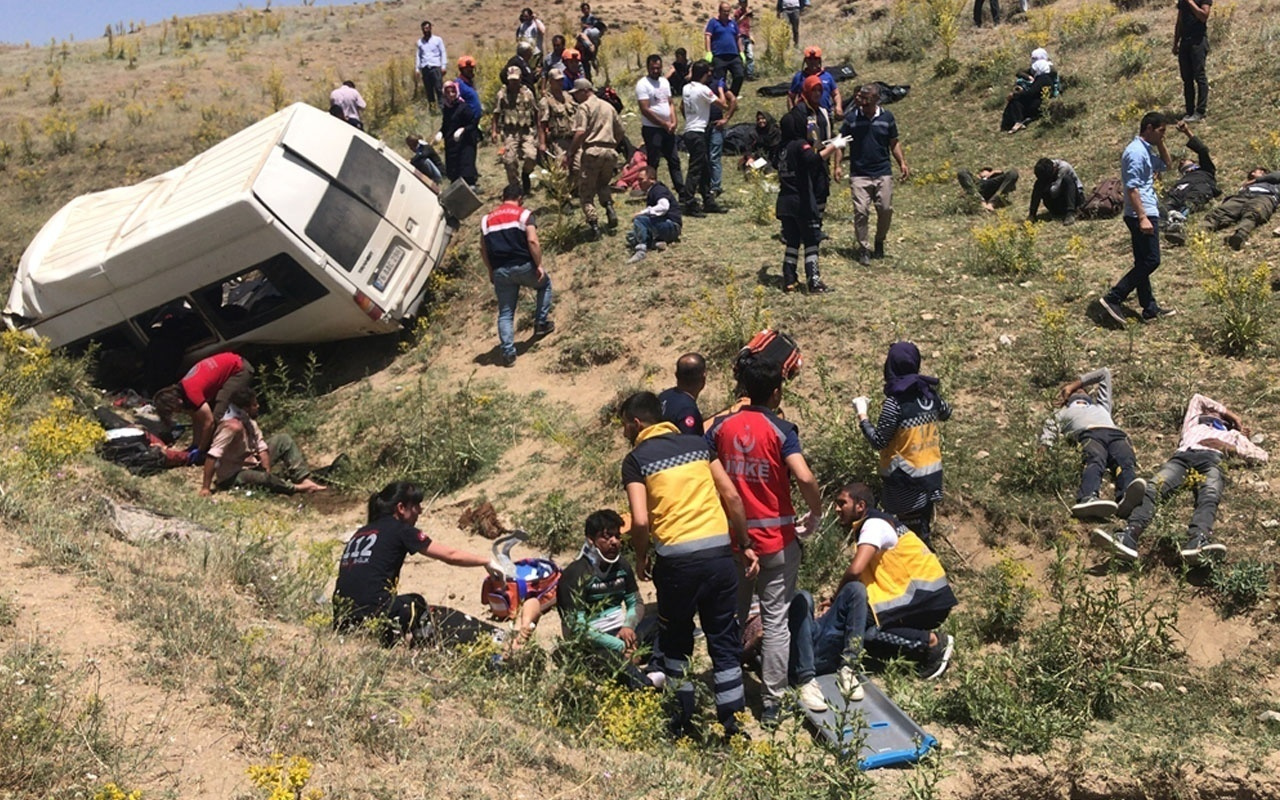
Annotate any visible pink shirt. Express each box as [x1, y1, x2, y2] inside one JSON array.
[[1177, 394, 1269, 462], [207, 408, 268, 484]]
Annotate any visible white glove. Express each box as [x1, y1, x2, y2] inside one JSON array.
[[453, 128, 465, 142], [824, 134, 850, 150], [487, 558, 516, 580], [852, 396, 869, 416], [432, 131, 444, 145], [795, 510, 822, 540]]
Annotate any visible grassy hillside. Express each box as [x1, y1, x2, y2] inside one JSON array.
[[2, 0, 1280, 798]]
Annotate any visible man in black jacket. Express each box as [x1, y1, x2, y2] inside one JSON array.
[[1163, 120, 1219, 245]]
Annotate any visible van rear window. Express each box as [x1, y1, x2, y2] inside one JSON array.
[[305, 139, 399, 271]]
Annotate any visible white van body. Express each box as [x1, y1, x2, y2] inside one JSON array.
[[4, 103, 453, 359]]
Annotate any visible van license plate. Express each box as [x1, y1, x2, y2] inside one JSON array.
[[372, 245, 407, 291]]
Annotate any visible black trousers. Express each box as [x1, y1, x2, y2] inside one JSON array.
[[1107, 215, 1161, 313], [711, 52, 744, 96], [420, 66, 442, 105], [680, 130, 711, 205], [974, 0, 1000, 25], [1178, 40, 1208, 117], [641, 125, 685, 195]]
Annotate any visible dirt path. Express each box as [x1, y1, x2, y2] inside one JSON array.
[[0, 527, 251, 799]]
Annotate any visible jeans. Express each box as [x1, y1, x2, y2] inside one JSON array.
[[680, 130, 711, 206], [641, 125, 684, 195], [957, 168, 1018, 204], [1126, 449, 1224, 541], [420, 66, 443, 106], [630, 215, 681, 250], [736, 539, 800, 704], [709, 124, 725, 194], [491, 261, 551, 359], [1178, 40, 1208, 117], [652, 549, 745, 734], [1107, 215, 1161, 314], [1078, 428, 1138, 503], [742, 36, 755, 78], [783, 9, 801, 45], [788, 583, 867, 685]]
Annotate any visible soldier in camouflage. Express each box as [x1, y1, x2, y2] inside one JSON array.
[[493, 65, 541, 194]]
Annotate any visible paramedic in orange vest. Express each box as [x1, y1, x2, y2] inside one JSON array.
[[834, 481, 957, 680], [705, 354, 826, 726]]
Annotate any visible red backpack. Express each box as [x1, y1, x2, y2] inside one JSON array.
[[736, 329, 803, 381]]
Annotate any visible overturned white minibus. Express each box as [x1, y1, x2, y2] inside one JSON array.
[[4, 102, 464, 362]]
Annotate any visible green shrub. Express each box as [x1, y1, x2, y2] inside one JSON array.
[[1110, 35, 1149, 78], [681, 268, 773, 360], [1193, 233, 1272, 355], [972, 552, 1038, 642], [517, 490, 588, 555], [1207, 559, 1271, 615], [1028, 296, 1078, 387], [967, 214, 1040, 277]]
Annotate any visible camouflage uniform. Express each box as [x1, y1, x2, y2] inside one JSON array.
[[495, 85, 540, 188], [539, 92, 577, 165], [572, 93, 625, 228]]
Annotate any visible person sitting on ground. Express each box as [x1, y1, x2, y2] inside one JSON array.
[[1093, 394, 1268, 565], [854, 342, 951, 545], [1162, 119, 1219, 245], [705, 355, 826, 726], [956, 167, 1019, 212], [405, 134, 444, 187], [787, 577, 868, 704], [657, 353, 707, 435], [199, 388, 327, 497], [332, 481, 510, 647], [1202, 165, 1280, 251], [557, 509, 657, 689], [743, 110, 783, 172], [1000, 49, 1058, 134], [627, 166, 683, 264], [1040, 368, 1147, 521], [833, 482, 957, 679], [1028, 157, 1085, 225], [153, 351, 254, 460]]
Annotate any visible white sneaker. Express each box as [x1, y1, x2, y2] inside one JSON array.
[[798, 678, 829, 712], [837, 667, 865, 701], [646, 671, 667, 690]]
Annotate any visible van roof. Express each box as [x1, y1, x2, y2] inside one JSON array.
[[6, 105, 309, 321]]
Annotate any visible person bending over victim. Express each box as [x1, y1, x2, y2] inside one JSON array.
[[153, 351, 253, 461], [834, 483, 957, 679], [1040, 368, 1146, 521], [956, 167, 1019, 212], [557, 509, 658, 688], [199, 388, 327, 497], [332, 481, 511, 647]]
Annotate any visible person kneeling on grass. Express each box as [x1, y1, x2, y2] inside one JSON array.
[[556, 509, 659, 688], [834, 482, 957, 679], [1092, 394, 1268, 566], [1040, 367, 1147, 522], [332, 481, 512, 647], [199, 388, 326, 497], [626, 166, 682, 264]]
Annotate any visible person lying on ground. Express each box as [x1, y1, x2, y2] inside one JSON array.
[[1027, 157, 1084, 225], [1162, 119, 1218, 245], [199, 387, 327, 497], [956, 167, 1019, 211], [1093, 394, 1268, 566], [556, 509, 658, 689], [153, 351, 253, 460], [1040, 367, 1146, 521], [1202, 165, 1280, 251], [332, 481, 511, 647], [833, 482, 957, 679]]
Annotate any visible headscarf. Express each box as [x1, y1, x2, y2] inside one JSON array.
[[1029, 48, 1053, 76], [442, 80, 460, 107], [780, 107, 807, 144], [883, 341, 940, 402], [756, 111, 781, 152]]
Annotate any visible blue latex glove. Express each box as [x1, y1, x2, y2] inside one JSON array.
[[186, 447, 205, 466]]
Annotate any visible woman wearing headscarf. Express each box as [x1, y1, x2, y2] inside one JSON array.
[[439, 80, 480, 187], [747, 110, 783, 170], [853, 342, 952, 544]]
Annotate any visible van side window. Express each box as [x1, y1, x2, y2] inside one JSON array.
[[191, 253, 329, 339], [305, 138, 399, 272]]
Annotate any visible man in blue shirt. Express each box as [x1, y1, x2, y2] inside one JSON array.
[[704, 2, 745, 96], [841, 84, 909, 266], [787, 47, 842, 118], [456, 55, 484, 120], [1102, 112, 1174, 325]]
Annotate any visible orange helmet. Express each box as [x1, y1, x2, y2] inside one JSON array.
[[457, 55, 477, 68], [563, 48, 581, 60], [803, 46, 822, 59]]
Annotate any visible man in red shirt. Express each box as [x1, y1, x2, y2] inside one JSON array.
[[734, 0, 756, 80], [704, 354, 824, 726], [153, 352, 253, 459]]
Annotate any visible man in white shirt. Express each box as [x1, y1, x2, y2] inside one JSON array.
[[636, 53, 684, 198], [680, 61, 726, 217], [330, 81, 366, 130], [415, 20, 447, 112]]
